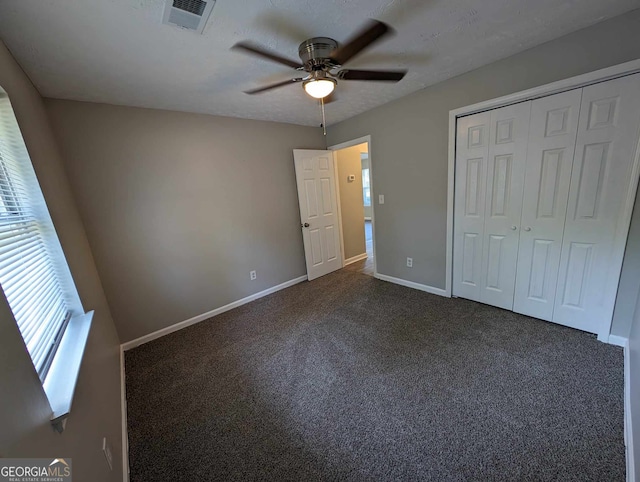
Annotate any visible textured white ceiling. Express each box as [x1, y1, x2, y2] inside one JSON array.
[[0, 0, 638, 126]]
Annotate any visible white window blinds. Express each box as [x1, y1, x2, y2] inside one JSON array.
[[0, 93, 73, 382]]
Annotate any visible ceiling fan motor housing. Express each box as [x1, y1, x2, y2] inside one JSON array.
[[233, 20, 406, 95], [298, 37, 339, 68]]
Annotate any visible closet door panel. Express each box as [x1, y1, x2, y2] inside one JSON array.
[[453, 112, 491, 301], [479, 102, 531, 310], [513, 89, 582, 320], [553, 74, 640, 334]]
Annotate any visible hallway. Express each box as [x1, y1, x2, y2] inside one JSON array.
[[344, 220, 373, 276]]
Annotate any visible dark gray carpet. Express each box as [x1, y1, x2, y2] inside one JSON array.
[[125, 269, 624, 481]]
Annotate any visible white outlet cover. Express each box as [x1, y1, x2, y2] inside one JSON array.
[[407, 258, 413, 267]]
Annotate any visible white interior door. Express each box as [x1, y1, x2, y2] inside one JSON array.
[[513, 89, 582, 321], [478, 102, 531, 310], [293, 149, 343, 281], [453, 111, 491, 301], [553, 73, 640, 334]]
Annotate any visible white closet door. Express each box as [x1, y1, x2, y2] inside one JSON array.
[[553, 74, 640, 335], [513, 89, 582, 321], [453, 112, 490, 301], [478, 102, 531, 310]]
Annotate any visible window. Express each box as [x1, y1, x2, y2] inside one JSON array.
[[0, 88, 89, 426], [362, 168, 371, 207]]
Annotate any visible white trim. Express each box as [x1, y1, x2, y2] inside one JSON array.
[[328, 135, 371, 151], [120, 347, 129, 482], [44, 311, 94, 428], [366, 139, 377, 277], [447, 59, 640, 337], [601, 117, 640, 340], [328, 135, 377, 276], [375, 273, 448, 297], [121, 275, 308, 350], [625, 339, 635, 482], [364, 217, 372, 221], [332, 151, 346, 268], [344, 253, 368, 266], [608, 334, 628, 347]]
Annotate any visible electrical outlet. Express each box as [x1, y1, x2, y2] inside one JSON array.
[[102, 437, 113, 471], [407, 257, 413, 268], [378, 194, 385, 204], [250, 270, 257, 280]]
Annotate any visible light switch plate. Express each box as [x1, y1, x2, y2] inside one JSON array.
[[379, 194, 384, 204]]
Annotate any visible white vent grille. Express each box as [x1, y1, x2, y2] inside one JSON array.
[[173, 0, 206, 16], [162, 0, 215, 34]]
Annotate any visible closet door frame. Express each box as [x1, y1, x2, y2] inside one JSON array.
[[445, 59, 640, 343]]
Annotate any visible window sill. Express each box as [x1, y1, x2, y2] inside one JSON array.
[[43, 310, 94, 433]]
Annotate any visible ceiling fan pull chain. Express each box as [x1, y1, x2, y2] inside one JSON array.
[[320, 97, 327, 136]]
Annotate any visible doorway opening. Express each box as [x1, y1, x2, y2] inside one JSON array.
[[330, 137, 375, 277]]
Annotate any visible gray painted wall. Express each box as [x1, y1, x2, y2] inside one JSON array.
[[326, 9, 640, 337], [337, 144, 367, 260], [0, 42, 122, 481], [613, 188, 640, 338], [46, 100, 326, 342], [628, 264, 640, 476]]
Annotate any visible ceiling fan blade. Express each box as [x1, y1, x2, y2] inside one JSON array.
[[330, 20, 393, 66], [337, 69, 406, 81], [244, 78, 304, 94], [232, 41, 303, 70]]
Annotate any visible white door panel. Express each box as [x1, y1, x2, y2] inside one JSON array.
[[513, 89, 582, 320], [294, 149, 343, 280], [553, 74, 640, 334], [453, 112, 491, 301], [479, 102, 531, 309]]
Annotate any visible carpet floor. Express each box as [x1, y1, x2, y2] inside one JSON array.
[[125, 269, 624, 481]]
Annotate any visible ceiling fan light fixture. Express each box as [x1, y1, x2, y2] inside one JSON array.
[[303, 78, 336, 99]]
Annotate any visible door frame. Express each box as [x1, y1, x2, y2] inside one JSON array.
[[328, 135, 377, 277], [446, 58, 640, 342]]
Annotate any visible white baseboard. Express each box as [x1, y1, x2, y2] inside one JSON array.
[[625, 339, 635, 482], [608, 334, 628, 347], [120, 347, 129, 482], [374, 273, 448, 297], [344, 253, 368, 266], [121, 275, 308, 351]]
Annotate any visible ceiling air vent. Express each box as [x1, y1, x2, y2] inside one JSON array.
[[162, 0, 215, 34]]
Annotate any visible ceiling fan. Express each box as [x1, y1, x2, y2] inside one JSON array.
[[231, 19, 407, 100]]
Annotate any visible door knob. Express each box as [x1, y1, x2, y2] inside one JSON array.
[[301, 222, 310, 228], [524, 226, 532, 231], [511, 225, 517, 230]]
